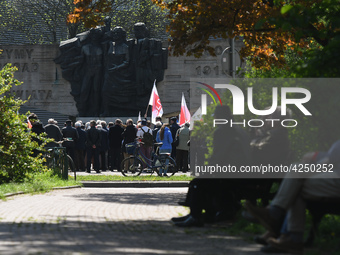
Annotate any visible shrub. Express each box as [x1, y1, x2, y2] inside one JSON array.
[[0, 64, 48, 184]]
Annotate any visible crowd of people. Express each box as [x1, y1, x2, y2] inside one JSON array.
[[27, 113, 190, 175]]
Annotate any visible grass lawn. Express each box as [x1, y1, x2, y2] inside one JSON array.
[[0, 171, 81, 200]]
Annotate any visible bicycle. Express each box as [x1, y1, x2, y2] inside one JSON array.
[[120, 140, 177, 177], [44, 139, 76, 180]]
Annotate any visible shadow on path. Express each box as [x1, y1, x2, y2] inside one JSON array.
[[0, 219, 263, 255]]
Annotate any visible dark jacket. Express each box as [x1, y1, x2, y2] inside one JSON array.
[[122, 125, 137, 149], [170, 122, 180, 141], [100, 128, 109, 151], [62, 125, 79, 148], [31, 122, 46, 146], [86, 126, 101, 148], [209, 125, 252, 168], [44, 124, 63, 147], [109, 125, 124, 149], [152, 126, 161, 142], [75, 127, 87, 150]]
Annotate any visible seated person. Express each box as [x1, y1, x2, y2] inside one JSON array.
[[245, 139, 340, 254], [172, 105, 252, 227], [173, 106, 292, 227]]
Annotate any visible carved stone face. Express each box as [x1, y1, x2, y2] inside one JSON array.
[[90, 29, 103, 43], [134, 25, 148, 40], [104, 16, 111, 27], [111, 28, 126, 42]]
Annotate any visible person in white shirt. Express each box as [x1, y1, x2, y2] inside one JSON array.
[[136, 118, 153, 168]]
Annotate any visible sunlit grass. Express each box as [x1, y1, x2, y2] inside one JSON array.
[[0, 171, 81, 200]]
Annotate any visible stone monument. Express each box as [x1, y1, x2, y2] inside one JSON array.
[[54, 20, 168, 117]]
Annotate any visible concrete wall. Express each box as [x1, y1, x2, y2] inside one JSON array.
[[0, 39, 243, 117], [0, 44, 78, 116]]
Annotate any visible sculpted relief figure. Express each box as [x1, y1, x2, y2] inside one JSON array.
[[101, 26, 132, 116], [55, 21, 167, 117], [78, 28, 103, 116]]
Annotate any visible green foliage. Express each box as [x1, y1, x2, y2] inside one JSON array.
[[0, 64, 49, 184], [270, 0, 340, 77], [0, 0, 78, 43], [68, 0, 169, 39], [108, 0, 169, 39]]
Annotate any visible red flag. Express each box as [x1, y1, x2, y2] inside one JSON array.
[[148, 81, 163, 124], [27, 118, 32, 129], [180, 93, 191, 126]]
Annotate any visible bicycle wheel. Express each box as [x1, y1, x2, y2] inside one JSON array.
[[66, 155, 75, 172], [120, 156, 143, 177], [158, 155, 177, 176]]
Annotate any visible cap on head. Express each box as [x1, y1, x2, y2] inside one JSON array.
[[141, 118, 147, 126]]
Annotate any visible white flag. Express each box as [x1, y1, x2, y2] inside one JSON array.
[[138, 111, 141, 122], [190, 107, 202, 130]]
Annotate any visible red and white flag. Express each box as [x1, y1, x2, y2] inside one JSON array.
[[148, 81, 163, 124], [179, 93, 191, 126]]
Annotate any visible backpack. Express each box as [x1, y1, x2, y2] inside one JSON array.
[[141, 128, 153, 147]]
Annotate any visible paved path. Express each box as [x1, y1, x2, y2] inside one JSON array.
[[0, 188, 264, 255]]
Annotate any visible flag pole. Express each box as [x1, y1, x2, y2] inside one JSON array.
[[144, 105, 149, 118]]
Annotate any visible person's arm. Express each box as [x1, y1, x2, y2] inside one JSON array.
[[156, 131, 160, 143], [168, 130, 173, 144], [57, 128, 63, 141], [74, 128, 79, 142]]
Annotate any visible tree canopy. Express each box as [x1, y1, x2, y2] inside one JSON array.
[[66, 0, 340, 74], [0, 0, 79, 43], [151, 0, 340, 74], [67, 0, 169, 39]]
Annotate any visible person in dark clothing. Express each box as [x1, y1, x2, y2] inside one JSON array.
[[170, 117, 180, 159], [44, 119, 63, 148], [62, 120, 79, 162], [99, 121, 109, 171], [107, 122, 114, 169], [173, 106, 292, 227], [121, 119, 138, 169], [109, 119, 124, 171], [28, 113, 46, 157], [74, 121, 86, 172], [172, 105, 252, 227], [86, 120, 101, 173]]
